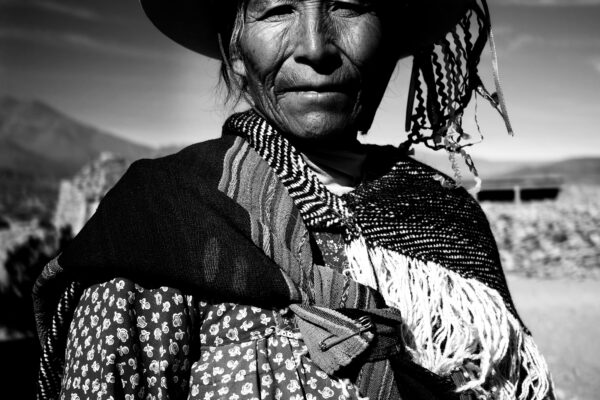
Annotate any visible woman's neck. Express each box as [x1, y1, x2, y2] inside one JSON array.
[[300, 143, 367, 197]]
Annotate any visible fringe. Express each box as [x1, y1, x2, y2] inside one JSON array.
[[344, 237, 554, 400]]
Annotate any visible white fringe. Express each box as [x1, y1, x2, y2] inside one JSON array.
[[344, 237, 554, 400]]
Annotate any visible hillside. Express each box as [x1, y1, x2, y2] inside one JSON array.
[[498, 158, 600, 185], [413, 149, 600, 185], [412, 149, 536, 180], [0, 96, 155, 219], [0, 96, 152, 174]]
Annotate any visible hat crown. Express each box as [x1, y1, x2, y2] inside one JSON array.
[[140, 0, 476, 59]]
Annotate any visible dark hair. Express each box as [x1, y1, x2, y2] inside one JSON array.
[[218, 0, 248, 106]]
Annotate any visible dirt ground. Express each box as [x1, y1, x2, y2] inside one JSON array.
[[506, 275, 600, 400]]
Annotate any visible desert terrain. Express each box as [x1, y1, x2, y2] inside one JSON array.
[[508, 275, 600, 400]]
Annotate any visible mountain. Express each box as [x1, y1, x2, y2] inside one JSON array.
[[0, 138, 72, 178], [413, 149, 600, 186], [412, 149, 537, 179], [497, 158, 600, 185], [0, 96, 153, 176], [0, 96, 156, 219]]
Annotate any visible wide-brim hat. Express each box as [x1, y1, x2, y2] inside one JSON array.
[[141, 0, 476, 59]]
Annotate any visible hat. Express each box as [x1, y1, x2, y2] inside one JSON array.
[[140, 0, 476, 59]]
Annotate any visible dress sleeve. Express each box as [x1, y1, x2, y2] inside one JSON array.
[[60, 278, 200, 400]]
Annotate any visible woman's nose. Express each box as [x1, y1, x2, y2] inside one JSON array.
[[293, 11, 341, 73]]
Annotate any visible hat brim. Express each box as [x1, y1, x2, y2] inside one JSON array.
[[141, 0, 475, 59]]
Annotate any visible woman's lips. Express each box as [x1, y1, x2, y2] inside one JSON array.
[[280, 90, 351, 107], [277, 83, 356, 107], [278, 82, 353, 93]]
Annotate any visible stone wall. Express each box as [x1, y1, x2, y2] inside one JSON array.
[[53, 152, 129, 234]]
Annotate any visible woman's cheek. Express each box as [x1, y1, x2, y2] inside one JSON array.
[[331, 15, 383, 60]]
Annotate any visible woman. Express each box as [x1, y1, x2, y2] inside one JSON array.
[[34, 1, 554, 399]]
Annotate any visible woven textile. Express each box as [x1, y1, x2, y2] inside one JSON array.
[[33, 129, 418, 400], [34, 110, 553, 400], [226, 109, 518, 318], [225, 110, 554, 400], [225, 111, 350, 230]]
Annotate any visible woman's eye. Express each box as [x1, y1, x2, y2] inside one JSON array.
[[330, 1, 370, 17], [259, 5, 295, 21]]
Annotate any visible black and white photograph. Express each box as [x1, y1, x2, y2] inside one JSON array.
[[1, 1, 599, 399]]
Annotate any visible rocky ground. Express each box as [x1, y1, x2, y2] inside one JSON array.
[[0, 219, 44, 288], [481, 186, 600, 399], [482, 185, 600, 280]]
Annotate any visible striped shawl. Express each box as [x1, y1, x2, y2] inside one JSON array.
[[33, 110, 554, 400]]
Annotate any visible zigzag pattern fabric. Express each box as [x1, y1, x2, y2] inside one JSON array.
[[226, 110, 351, 229], [227, 110, 518, 319]]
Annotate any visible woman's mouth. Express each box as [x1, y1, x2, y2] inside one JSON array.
[[277, 81, 358, 108], [279, 90, 353, 109]]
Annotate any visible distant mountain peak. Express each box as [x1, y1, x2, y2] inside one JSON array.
[[0, 96, 85, 129], [0, 96, 153, 176], [0, 95, 19, 109], [0, 95, 54, 114]]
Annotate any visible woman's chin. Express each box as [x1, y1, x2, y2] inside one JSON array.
[[281, 111, 357, 144], [266, 92, 358, 140]]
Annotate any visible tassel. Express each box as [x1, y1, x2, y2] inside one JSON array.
[[345, 236, 554, 399], [487, 27, 514, 136]]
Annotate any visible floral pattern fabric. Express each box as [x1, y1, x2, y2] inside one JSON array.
[[61, 279, 198, 400], [312, 231, 350, 274], [60, 279, 366, 400]]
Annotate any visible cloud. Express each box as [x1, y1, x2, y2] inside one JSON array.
[[34, 1, 99, 20], [492, 0, 600, 5], [492, 29, 600, 53], [490, 25, 515, 36], [0, 28, 166, 61], [592, 57, 600, 74], [0, 0, 99, 20], [503, 34, 539, 53]]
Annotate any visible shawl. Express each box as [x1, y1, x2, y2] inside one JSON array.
[[34, 110, 553, 400]]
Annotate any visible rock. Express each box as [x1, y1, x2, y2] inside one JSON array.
[[53, 152, 128, 234]]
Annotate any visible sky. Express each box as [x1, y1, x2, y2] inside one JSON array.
[[1, 0, 600, 161]]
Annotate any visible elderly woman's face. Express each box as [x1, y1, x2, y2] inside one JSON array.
[[234, 0, 399, 145]]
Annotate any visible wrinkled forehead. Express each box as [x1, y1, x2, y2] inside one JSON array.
[[228, 0, 415, 47], [217, 0, 466, 57], [244, 0, 379, 5], [240, 0, 392, 13], [230, 0, 420, 30], [229, 0, 402, 31]]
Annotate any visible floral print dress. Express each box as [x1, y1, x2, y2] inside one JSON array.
[[59, 233, 366, 400]]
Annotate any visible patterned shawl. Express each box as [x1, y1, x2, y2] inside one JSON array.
[[226, 110, 554, 400], [34, 110, 553, 400]]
